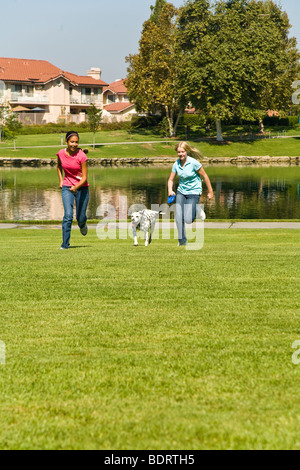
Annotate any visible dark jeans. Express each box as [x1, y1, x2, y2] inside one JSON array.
[[175, 192, 200, 245], [61, 185, 89, 248]]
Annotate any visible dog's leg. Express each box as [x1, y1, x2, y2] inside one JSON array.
[[145, 231, 149, 247], [132, 228, 138, 246], [149, 220, 156, 245]]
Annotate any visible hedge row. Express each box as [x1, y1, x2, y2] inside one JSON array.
[[4, 113, 300, 137], [263, 115, 299, 127], [18, 122, 90, 135]]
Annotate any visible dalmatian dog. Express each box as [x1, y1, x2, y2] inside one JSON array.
[[131, 210, 163, 246]]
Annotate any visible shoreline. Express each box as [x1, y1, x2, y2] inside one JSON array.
[[0, 155, 299, 167]]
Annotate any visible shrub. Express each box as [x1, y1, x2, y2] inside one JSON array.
[[2, 128, 14, 140], [18, 122, 91, 135], [130, 115, 162, 129], [100, 121, 132, 131], [287, 115, 299, 126], [181, 114, 206, 127], [263, 115, 299, 127]]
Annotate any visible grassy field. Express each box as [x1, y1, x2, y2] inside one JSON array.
[[0, 129, 300, 159], [0, 227, 300, 449]]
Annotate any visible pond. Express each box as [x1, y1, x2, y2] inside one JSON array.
[[0, 166, 300, 220]]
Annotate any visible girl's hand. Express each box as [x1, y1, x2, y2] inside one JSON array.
[[168, 191, 176, 197], [207, 191, 214, 200], [70, 186, 77, 194]]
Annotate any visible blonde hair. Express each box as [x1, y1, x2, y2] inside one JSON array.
[[175, 141, 203, 161]]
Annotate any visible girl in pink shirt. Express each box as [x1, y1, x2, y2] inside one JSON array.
[[57, 131, 89, 249]]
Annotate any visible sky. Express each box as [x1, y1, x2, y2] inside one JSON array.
[[0, 0, 299, 85]]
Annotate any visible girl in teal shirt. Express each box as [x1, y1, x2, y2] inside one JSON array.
[[168, 141, 214, 246]]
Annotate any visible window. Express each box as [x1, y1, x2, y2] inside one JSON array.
[[82, 88, 91, 95], [108, 94, 116, 104], [81, 88, 92, 103], [25, 85, 34, 96], [11, 84, 22, 93]]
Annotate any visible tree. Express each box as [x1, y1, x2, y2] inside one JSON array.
[[177, 0, 300, 141], [0, 106, 9, 142], [87, 104, 102, 149], [5, 110, 22, 150], [150, 0, 167, 22], [126, 1, 186, 137]]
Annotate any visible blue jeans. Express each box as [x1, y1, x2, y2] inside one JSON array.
[[61, 186, 89, 248], [176, 192, 200, 245]]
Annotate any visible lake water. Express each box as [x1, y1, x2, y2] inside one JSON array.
[[0, 166, 300, 220]]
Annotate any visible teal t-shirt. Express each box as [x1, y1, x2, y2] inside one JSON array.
[[172, 156, 202, 195]]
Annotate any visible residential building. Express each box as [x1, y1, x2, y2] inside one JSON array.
[[102, 79, 136, 122], [0, 57, 108, 124]]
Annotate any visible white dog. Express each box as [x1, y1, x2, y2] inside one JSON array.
[[131, 210, 163, 246]]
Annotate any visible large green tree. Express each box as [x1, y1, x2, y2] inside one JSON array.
[[177, 0, 300, 140], [126, 1, 185, 137]]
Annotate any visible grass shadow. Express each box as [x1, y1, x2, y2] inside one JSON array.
[[68, 245, 93, 249]]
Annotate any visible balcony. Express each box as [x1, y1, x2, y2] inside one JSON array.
[[70, 96, 101, 105], [10, 93, 49, 104]]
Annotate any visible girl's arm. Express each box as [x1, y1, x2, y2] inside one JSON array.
[[198, 167, 214, 199], [168, 171, 176, 196], [57, 157, 64, 189], [70, 161, 88, 193]]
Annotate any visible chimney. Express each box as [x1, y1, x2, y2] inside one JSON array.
[[87, 67, 101, 80]]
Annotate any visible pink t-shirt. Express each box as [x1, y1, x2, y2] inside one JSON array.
[[57, 149, 89, 187]]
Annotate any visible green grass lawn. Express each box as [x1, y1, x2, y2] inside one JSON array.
[[0, 129, 300, 159], [0, 228, 300, 449]]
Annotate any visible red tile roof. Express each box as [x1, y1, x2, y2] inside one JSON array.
[[63, 71, 108, 86], [103, 79, 127, 95], [104, 102, 134, 113], [0, 57, 108, 86]]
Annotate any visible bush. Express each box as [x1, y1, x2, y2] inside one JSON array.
[[2, 128, 14, 140], [130, 115, 162, 129], [18, 122, 91, 135], [100, 121, 132, 131], [181, 114, 206, 127], [175, 113, 207, 137], [263, 115, 299, 127], [156, 117, 170, 137], [287, 115, 299, 126]]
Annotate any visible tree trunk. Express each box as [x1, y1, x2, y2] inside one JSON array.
[[165, 106, 175, 137], [216, 119, 224, 142], [173, 109, 183, 138], [258, 119, 265, 134]]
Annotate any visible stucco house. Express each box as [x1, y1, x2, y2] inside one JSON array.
[[0, 57, 108, 124], [102, 79, 136, 122]]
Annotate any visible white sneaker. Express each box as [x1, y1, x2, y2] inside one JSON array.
[[197, 207, 206, 220], [80, 224, 88, 236]]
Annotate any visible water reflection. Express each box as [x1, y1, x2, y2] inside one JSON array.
[[0, 166, 300, 220]]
